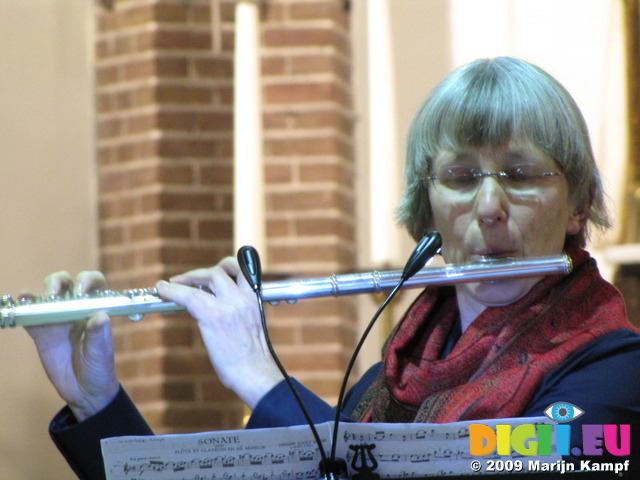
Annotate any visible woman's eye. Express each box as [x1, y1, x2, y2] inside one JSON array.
[[447, 169, 479, 186], [505, 167, 539, 183], [543, 402, 584, 423]]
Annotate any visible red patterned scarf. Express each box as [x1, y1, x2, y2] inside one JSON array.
[[352, 244, 634, 423]]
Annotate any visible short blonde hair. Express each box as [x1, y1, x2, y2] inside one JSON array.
[[397, 57, 609, 247]]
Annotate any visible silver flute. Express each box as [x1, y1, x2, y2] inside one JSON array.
[[1, 254, 571, 328]]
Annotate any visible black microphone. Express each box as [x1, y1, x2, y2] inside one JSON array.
[[401, 231, 442, 280], [327, 231, 442, 476], [237, 246, 333, 479], [237, 245, 262, 292]]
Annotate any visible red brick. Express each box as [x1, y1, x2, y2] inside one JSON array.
[[96, 0, 355, 436], [163, 350, 213, 375], [266, 218, 291, 237], [157, 138, 217, 158], [266, 136, 351, 157], [278, 349, 345, 372], [291, 1, 348, 23], [301, 323, 355, 344], [123, 58, 157, 81], [299, 162, 353, 185], [295, 217, 354, 239], [129, 380, 195, 404], [156, 85, 214, 105], [155, 57, 189, 77], [263, 27, 346, 50], [269, 243, 351, 265], [154, 3, 190, 23], [158, 191, 229, 212], [120, 4, 155, 28], [157, 111, 233, 132], [264, 163, 293, 183], [161, 404, 232, 430], [201, 378, 243, 402], [152, 29, 211, 50], [269, 189, 353, 212], [124, 113, 157, 135], [96, 64, 120, 86], [129, 218, 191, 242], [160, 245, 223, 265], [198, 219, 233, 240], [193, 58, 234, 79], [261, 56, 286, 76], [100, 225, 125, 245], [264, 82, 348, 104], [200, 164, 233, 185]]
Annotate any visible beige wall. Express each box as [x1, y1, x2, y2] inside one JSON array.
[[0, 1, 96, 478]]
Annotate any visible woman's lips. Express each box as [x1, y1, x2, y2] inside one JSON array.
[[471, 250, 518, 260]]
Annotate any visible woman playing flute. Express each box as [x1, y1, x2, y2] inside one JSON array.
[[28, 57, 640, 479]]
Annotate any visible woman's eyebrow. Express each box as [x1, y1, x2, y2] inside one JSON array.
[[437, 151, 475, 164], [503, 149, 547, 164]]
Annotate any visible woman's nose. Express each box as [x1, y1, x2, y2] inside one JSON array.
[[475, 177, 508, 225]]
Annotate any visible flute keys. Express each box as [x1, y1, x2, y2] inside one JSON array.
[[1, 295, 13, 307]]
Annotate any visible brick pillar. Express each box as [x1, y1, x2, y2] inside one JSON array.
[[261, 0, 356, 402], [95, 0, 354, 434]]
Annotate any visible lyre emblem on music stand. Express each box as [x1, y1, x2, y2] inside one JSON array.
[[349, 444, 380, 480]]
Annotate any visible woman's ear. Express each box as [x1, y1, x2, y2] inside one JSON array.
[[567, 207, 588, 236]]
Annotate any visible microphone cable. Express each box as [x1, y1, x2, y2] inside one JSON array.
[[327, 231, 442, 470], [238, 232, 442, 479], [237, 246, 331, 477]]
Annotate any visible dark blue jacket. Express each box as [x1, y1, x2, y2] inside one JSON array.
[[50, 330, 640, 479]]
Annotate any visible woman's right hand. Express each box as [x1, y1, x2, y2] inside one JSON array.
[[25, 271, 120, 422]]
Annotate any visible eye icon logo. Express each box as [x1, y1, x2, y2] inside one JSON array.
[[544, 402, 584, 423]]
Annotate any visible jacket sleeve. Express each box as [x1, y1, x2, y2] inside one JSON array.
[[50, 386, 153, 480], [246, 363, 382, 429]]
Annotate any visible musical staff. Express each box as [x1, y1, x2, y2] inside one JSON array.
[[101, 418, 556, 480]]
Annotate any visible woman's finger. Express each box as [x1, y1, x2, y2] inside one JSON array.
[[44, 271, 74, 296], [74, 271, 109, 296]]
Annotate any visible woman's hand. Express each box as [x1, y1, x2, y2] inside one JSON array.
[[156, 257, 283, 409], [25, 271, 120, 422]]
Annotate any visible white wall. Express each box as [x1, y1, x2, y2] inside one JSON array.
[[0, 1, 97, 478], [446, 0, 627, 277]]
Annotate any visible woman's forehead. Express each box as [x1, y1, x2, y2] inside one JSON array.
[[433, 142, 553, 165]]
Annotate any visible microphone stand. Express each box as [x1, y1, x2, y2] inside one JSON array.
[[238, 232, 442, 480], [237, 246, 332, 478], [327, 232, 443, 478]]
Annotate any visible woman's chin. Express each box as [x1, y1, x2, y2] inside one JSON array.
[[463, 277, 541, 307]]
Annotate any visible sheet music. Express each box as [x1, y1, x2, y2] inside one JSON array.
[[102, 423, 331, 480], [101, 417, 557, 479]]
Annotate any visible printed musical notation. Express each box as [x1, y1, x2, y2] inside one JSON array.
[[101, 417, 554, 480], [102, 425, 327, 480]]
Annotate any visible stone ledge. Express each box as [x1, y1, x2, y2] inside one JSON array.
[[602, 243, 640, 265]]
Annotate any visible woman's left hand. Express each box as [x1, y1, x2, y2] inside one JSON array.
[[156, 256, 283, 409]]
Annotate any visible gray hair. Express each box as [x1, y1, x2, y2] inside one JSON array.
[[396, 57, 610, 247]]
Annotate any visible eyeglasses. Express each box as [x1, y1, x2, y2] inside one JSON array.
[[426, 166, 562, 195]]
